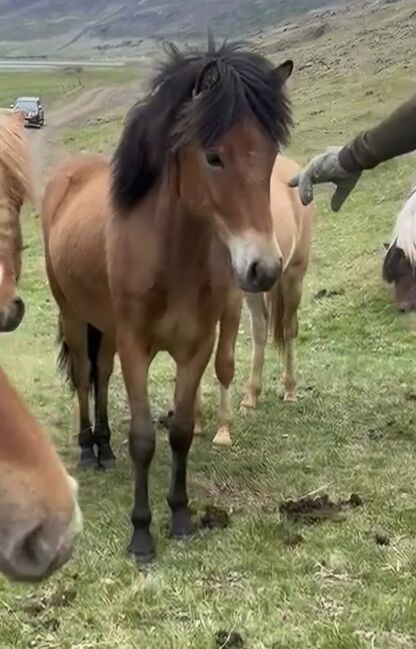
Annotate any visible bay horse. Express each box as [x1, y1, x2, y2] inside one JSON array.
[[0, 112, 82, 581], [41, 39, 293, 561], [383, 185, 416, 312], [0, 111, 32, 332], [197, 155, 314, 447]]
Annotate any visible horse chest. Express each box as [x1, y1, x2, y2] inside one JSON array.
[[153, 307, 200, 349]]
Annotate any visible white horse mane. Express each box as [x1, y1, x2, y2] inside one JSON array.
[[392, 184, 416, 265]]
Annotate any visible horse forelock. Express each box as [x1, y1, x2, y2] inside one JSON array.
[[392, 185, 416, 267], [111, 37, 293, 214]]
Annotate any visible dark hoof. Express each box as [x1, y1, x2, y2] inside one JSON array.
[[128, 528, 155, 564], [97, 443, 116, 469], [170, 508, 195, 539], [79, 447, 97, 470]]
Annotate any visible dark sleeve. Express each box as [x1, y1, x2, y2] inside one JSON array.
[[338, 94, 416, 172]]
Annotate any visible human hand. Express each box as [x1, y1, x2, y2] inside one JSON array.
[[289, 146, 361, 211]]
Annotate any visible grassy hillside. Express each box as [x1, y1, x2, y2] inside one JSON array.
[[1, 1, 416, 647]]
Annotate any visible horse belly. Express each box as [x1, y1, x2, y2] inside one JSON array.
[[48, 199, 114, 334]]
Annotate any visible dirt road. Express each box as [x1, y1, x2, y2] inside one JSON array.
[[27, 82, 140, 200]]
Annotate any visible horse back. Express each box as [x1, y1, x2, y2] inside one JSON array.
[[271, 154, 314, 271], [41, 155, 109, 238]]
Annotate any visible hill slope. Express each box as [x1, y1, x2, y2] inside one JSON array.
[[0, 0, 341, 57]]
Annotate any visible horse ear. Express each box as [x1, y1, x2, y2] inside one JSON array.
[[273, 60, 294, 85], [194, 61, 220, 97], [383, 242, 390, 251]]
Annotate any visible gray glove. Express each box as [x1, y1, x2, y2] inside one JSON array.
[[288, 146, 361, 212]]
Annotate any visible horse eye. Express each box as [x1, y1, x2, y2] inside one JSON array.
[[205, 151, 224, 168]]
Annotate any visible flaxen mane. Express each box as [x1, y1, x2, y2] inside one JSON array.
[[112, 39, 293, 212], [392, 185, 416, 265]]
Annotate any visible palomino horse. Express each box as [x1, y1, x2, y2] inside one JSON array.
[[197, 155, 314, 447], [383, 185, 416, 311], [0, 111, 32, 332], [0, 112, 82, 581], [41, 40, 293, 561]]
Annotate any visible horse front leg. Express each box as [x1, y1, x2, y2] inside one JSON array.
[[169, 334, 215, 539], [118, 329, 155, 563]]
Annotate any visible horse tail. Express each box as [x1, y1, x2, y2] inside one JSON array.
[[57, 316, 103, 391], [57, 316, 74, 390], [266, 280, 285, 353], [86, 324, 102, 388]]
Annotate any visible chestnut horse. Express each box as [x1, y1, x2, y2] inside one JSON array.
[[0, 113, 82, 581], [41, 40, 293, 561], [0, 369, 82, 581], [0, 111, 32, 332]]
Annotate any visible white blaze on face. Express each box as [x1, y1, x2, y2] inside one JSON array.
[[0, 263, 4, 288]]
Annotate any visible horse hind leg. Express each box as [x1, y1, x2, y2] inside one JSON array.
[[58, 315, 96, 469], [241, 292, 268, 410], [279, 270, 303, 403], [91, 331, 116, 469]]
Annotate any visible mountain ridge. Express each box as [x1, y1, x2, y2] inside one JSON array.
[[0, 0, 342, 57]]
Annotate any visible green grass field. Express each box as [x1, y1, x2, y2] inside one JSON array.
[[0, 66, 137, 109], [1, 36, 416, 649]]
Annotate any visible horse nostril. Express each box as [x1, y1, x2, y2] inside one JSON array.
[[246, 259, 281, 292], [13, 296, 25, 314], [1, 516, 74, 582], [247, 261, 259, 286], [21, 524, 44, 564]]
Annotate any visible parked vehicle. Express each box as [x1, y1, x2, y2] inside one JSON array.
[[10, 96, 44, 128]]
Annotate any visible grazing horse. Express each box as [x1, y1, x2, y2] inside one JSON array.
[[0, 113, 82, 581], [0, 111, 32, 332], [41, 39, 293, 561], [199, 155, 314, 447], [383, 185, 416, 312]]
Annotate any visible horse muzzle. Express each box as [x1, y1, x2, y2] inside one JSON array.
[[0, 297, 25, 332]]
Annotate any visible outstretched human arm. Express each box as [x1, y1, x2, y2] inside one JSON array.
[[289, 94, 416, 211]]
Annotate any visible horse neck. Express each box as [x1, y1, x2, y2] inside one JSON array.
[[153, 159, 219, 263]]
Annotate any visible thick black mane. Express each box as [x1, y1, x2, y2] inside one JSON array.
[[112, 38, 293, 213]]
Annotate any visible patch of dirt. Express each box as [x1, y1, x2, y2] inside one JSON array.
[[281, 530, 304, 547], [280, 493, 363, 524], [214, 630, 245, 648], [374, 532, 390, 546], [157, 409, 173, 429], [20, 585, 77, 615], [200, 505, 230, 530], [27, 81, 140, 201], [313, 288, 345, 300], [355, 630, 416, 649], [46, 84, 138, 130]]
